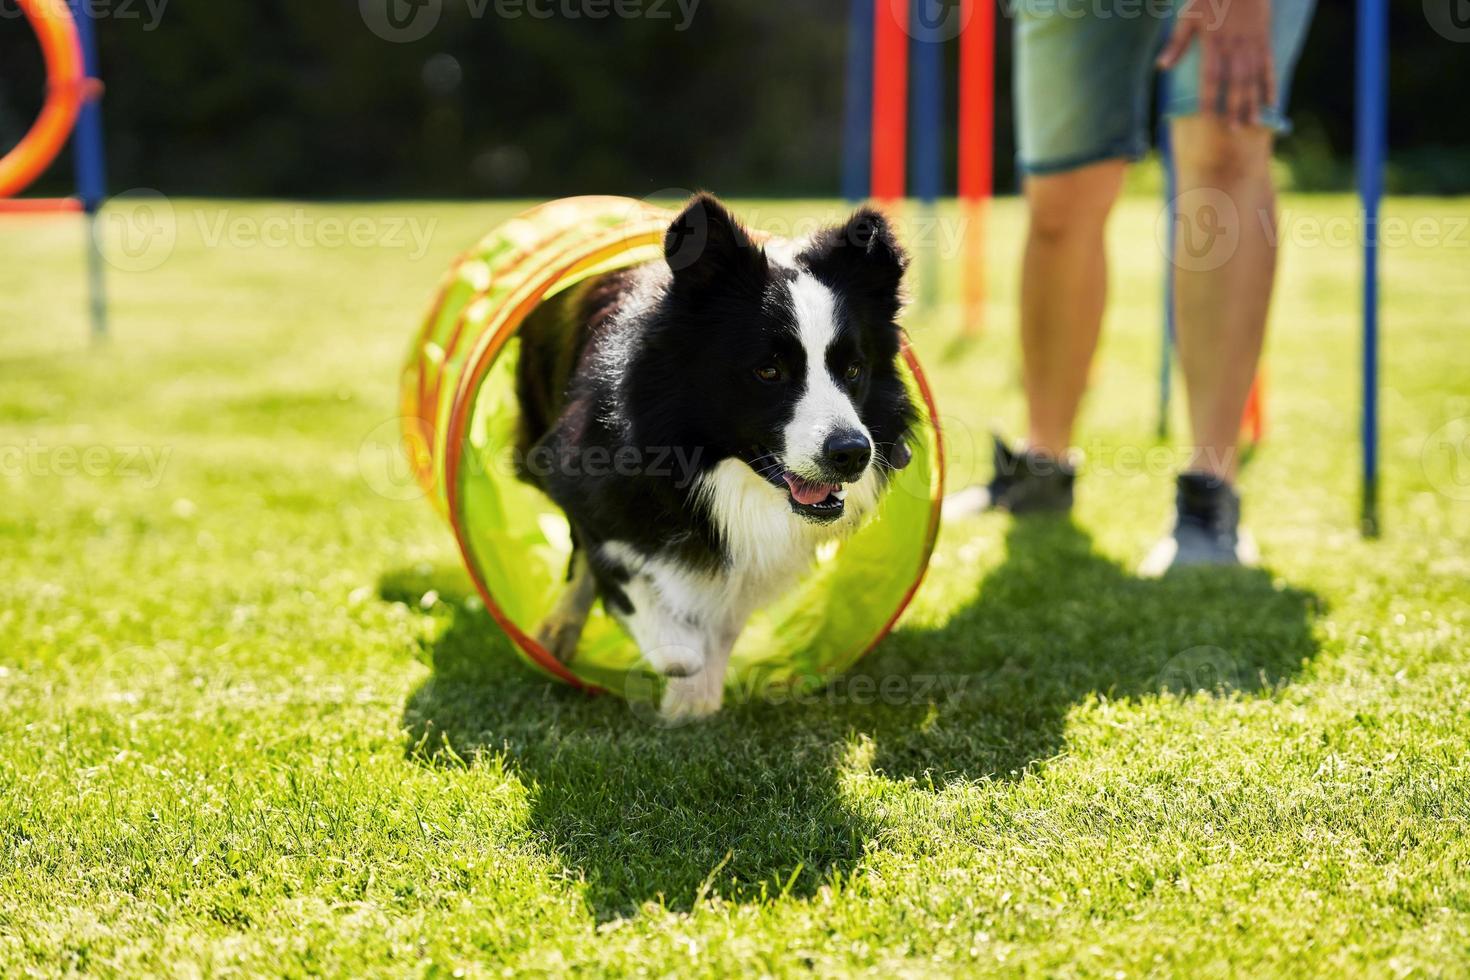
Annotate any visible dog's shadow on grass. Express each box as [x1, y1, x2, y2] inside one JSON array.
[[390, 565, 880, 921], [392, 516, 1323, 920]]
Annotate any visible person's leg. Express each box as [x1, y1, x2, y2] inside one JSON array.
[[1020, 160, 1127, 458], [1169, 116, 1277, 483], [943, 160, 1125, 518], [944, 0, 1162, 518], [1134, 0, 1314, 571]]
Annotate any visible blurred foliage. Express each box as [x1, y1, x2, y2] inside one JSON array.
[[0, 0, 1467, 198]]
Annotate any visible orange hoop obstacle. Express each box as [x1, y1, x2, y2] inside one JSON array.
[[0, 0, 87, 199], [1, 0, 109, 337]]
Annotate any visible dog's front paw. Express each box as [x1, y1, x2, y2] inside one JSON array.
[[659, 672, 725, 722], [535, 613, 583, 664]]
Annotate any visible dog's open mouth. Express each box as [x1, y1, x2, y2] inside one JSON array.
[[741, 447, 849, 522], [781, 472, 847, 519]]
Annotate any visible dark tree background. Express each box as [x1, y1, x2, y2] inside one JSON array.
[[1, 0, 1467, 199]]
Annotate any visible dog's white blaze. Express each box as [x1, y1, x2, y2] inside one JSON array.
[[782, 273, 870, 479]]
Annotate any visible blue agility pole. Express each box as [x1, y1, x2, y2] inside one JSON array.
[[68, 0, 108, 339], [910, 0, 942, 205], [910, 0, 944, 311], [1356, 0, 1386, 537], [1156, 74, 1177, 441], [841, 0, 875, 204]]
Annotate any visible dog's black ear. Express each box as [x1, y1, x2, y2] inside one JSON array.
[[664, 192, 767, 293], [800, 207, 908, 321]]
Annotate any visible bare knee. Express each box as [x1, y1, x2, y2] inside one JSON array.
[[1024, 160, 1125, 243], [1172, 116, 1274, 187]]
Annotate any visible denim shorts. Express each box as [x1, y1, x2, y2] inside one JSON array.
[[1014, 0, 1317, 176]]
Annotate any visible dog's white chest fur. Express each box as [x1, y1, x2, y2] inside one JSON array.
[[696, 458, 840, 613], [601, 461, 829, 642], [597, 458, 881, 720]]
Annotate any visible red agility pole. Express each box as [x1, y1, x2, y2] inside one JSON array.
[[870, 0, 908, 203], [958, 0, 994, 334]]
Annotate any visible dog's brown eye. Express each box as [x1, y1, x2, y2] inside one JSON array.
[[754, 363, 782, 383], [844, 362, 863, 382]]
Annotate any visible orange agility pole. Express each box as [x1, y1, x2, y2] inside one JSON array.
[[0, 0, 87, 199], [0, 197, 83, 213], [1242, 373, 1266, 445]]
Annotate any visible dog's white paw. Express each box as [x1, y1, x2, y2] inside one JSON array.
[[659, 672, 725, 722], [642, 643, 705, 679]]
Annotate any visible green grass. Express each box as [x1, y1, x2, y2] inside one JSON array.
[[1, 196, 1467, 976]]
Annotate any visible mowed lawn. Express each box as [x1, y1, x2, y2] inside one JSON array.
[[1, 195, 1467, 976]]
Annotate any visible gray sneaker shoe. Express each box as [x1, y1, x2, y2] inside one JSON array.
[[943, 435, 1076, 519], [1139, 472, 1260, 576]]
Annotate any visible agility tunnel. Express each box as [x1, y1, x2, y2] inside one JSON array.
[[401, 196, 944, 701]]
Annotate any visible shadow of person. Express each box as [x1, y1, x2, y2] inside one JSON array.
[[391, 516, 1321, 918], [858, 515, 1325, 785], [392, 565, 876, 921]]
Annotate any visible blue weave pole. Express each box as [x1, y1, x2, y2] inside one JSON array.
[[910, 0, 943, 205], [1357, 0, 1386, 537], [910, 0, 944, 311], [841, 0, 875, 203], [1156, 74, 1177, 440], [68, 0, 109, 339]]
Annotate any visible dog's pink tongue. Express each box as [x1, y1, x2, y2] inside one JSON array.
[[782, 472, 837, 505]]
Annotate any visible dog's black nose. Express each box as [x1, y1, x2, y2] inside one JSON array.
[[821, 430, 872, 479]]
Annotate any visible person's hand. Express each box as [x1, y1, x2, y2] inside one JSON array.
[[1157, 0, 1277, 128]]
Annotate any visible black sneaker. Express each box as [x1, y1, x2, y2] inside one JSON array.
[[1139, 472, 1260, 576], [943, 435, 1076, 518]]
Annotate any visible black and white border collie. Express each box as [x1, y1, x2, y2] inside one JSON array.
[[515, 194, 915, 719]]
